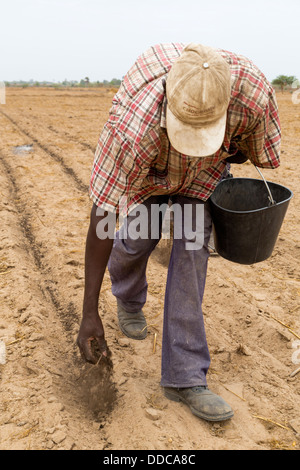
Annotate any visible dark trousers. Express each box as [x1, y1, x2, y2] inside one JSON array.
[[108, 194, 212, 387]]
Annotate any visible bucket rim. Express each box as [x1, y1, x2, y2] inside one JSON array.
[[210, 177, 293, 215]]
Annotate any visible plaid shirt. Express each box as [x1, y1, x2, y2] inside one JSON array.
[[89, 43, 281, 214]]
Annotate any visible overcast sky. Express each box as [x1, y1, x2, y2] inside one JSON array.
[[1, 0, 299, 83]]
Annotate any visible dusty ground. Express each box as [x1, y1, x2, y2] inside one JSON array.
[[0, 87, 299, 450]]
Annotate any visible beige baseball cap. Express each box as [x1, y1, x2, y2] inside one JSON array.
[[166, 43, 231, 157]]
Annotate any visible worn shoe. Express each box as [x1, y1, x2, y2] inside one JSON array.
[[117, 301, 147, 340], [164, 386, 234, 422]]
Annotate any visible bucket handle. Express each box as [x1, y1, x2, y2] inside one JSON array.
[[255, 166, 276, 205]]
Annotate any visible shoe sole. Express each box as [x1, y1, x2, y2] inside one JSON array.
[[164, 388, 234, 422]]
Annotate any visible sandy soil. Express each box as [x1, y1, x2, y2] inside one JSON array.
[[0, 87, 299, 451]]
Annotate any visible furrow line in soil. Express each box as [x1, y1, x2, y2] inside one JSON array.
[[0, 150, 81, 338], [5, 107, 96, 152], [0, 109, 88, 194], [0, 155, 116, 448], [45, 122, 96, 152]]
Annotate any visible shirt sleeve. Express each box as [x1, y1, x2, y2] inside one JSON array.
[[236, 88, 281, 169], [89, 123, 161, 214]]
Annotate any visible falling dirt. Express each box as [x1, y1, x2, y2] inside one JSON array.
[[76, 345, 116, 421], [0, 87, 299, 450]]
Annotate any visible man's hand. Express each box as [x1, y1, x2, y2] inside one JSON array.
[[225, 150, 248, 164], [77, 312, 107, 364]]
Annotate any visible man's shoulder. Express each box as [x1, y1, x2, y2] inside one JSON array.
[[219, 49, 269, 82], [141, 43, 185, 63], [110, 44, 185, 144], [219, 49, 272, 111], [123, 43, 185, 98]]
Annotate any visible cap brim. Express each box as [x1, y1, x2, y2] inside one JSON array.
[[166, 106, 227, 157]]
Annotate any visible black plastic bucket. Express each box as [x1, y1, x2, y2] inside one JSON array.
[[209, 178, 293, 265]]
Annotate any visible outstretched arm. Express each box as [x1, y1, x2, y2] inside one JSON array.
[[77, 203, 116, 363]]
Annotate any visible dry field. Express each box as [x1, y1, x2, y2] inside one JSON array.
[[0, 87, 299, 450]]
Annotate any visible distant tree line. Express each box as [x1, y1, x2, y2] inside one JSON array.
[[4, 75, 299, 93], [271, 75, 299, 92], [4, 77, 122, 88]]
